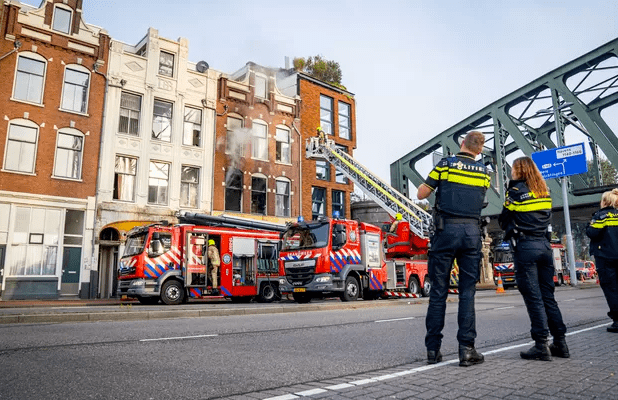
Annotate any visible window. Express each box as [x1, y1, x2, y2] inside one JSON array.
[[225, 169, 243, 212], [64, 209, 84, 246], [226, 116, 245, 157], [148, 161, 170, 205], [114, 156, 137, 201], [251, 176, 267, 215], [158, 51, 174, 77], [14, 55, 45, 104], [316, 160, 330, 181], [54, 130, 83, 179], [312, 187, 326, 220], [275, 127, 290, 163], [320, 95, 333, 134], [152, 100, 173, 142], [335, 144, 349, 184], [118, 92, 141, 135], [52, 7, 71, 34], [252, 121, 268, 160], [255, 75, 267, 99], [332, 190, 345, 218], [61, 66, 89, 113], [339, 101, 351, 140], [180, 166, 199, 208], [183, 107, 202, 147], [4, 122, 38, 173], [275, 178, 290, 217]]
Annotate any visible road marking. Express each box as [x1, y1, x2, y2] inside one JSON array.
[[375, 316, 415, 323], [494, 306, 515, 310], [563, 299, 576, 302], [262, 322, 612, 400], [139, 334, 218, 342]]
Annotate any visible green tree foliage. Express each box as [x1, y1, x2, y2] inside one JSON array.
[[586, 157, 618, 186], [293, 55, 343, 87]]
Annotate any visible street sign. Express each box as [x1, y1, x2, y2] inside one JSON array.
[[531, 143, 588, 180]]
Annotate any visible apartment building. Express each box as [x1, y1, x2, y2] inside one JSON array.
[[95, 28, 220, 298], [0, 0, 110, 299]]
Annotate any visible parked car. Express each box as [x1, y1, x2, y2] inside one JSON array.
[[575, 260, 596, 280]]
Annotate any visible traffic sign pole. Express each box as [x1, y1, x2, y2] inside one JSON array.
[[561, 176, 578, 286]]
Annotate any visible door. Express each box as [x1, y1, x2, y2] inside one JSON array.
[[98, 246, 119, 298], [0, 245, 5, 295], [61, 247, 81, 296]]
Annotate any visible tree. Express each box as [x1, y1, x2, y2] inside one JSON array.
[[293, 55, 343, 87], [586, 157, 618, 186]]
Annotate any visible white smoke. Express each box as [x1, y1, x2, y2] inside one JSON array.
[[224, 127, 253, 184]]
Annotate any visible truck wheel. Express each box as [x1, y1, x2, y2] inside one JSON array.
[[161, 280, 185, 305], [421, 277, 431, 297], [292, 293, 311, 303], [137, 296, 159, 305], [407, 276, 420, 295], [341, 276, 360, 302], [257, 283, 278, 303]]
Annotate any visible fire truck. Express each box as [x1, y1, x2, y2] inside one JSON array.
[[492, 240, 570, 287], [117, 212, 285, 305], [277, 137, 432, 303]]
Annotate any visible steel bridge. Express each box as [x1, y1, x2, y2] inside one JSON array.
[[390, 37, 618, 216]]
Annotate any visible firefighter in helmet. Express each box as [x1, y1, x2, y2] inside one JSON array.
[[390, 213, 403, 233], [316, 126, 326, 146], [207, 239, 220, 288]]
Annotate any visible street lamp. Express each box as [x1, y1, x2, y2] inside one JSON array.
[[535, 102, 578, 286]]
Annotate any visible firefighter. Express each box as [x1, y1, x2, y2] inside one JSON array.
[[316, 126, 326, 146], [417, 131, 490, 367], [586, 188, 618, 333], [390, 213, 403, 233], [207, 239, 220, 289], [499, 156, 569, 360]]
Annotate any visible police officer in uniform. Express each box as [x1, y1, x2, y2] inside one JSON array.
[[417, 131, 490, 367], [586, 188, 618, 333], [499, 156, 568, 360]]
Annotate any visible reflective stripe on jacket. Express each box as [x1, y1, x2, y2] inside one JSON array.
[[498, 180, 551, 240], [586, 207, 618, 260]]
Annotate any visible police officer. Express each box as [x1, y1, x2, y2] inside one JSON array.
[[417, 131, 490, 367], [498, 156, 568, 360], [586, 188, 618, 333]]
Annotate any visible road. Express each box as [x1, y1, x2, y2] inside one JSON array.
[[0, 286, 610, 399]]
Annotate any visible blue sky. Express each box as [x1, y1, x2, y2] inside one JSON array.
[[26, 0, 618, 195]]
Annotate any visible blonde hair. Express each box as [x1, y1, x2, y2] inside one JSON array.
[[512, 157, 549, 198], [601, 188, 618, 208], [463, 131, 485, 154]]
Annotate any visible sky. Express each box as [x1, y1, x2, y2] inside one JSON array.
[[26, 0, 618, 196]]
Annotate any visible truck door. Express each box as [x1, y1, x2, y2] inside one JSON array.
[[185, 231, 208, 287]]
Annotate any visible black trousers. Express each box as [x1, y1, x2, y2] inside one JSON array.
[[595, 256, 618, 321]]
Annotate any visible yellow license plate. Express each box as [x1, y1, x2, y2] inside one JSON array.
[[293, 288, 306, 292]]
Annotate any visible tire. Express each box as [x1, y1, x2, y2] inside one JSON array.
[[257, 283, 278, 303], [137, 296, 160, 305], [407, 276, 420, 295], [340, 276, 360, 302], [292, 292, 312, 303], [421, 277, 431, 297], [160, 280, 185, 305]]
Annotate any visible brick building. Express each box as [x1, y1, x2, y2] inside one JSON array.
[[0, 0, 109, 299], [214, 62, 301, 224], [277, 72, 356, 221], [95, 28, 220, 298]]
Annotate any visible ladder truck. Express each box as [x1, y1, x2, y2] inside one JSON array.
[[277, 137, 433, 303], [117, 212, 286, 305]]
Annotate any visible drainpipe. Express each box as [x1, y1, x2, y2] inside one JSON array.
[[292, 119, 302, 218], [214, 103, 228, 214]]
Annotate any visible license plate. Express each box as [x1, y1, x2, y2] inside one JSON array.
[[293, 288, 306, 292]]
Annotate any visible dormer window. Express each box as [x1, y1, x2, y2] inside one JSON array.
[[52, 7, 72, 34]]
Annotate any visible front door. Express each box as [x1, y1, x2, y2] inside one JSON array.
[[61, 247, 81, 296], [0, 245, 5, 295]]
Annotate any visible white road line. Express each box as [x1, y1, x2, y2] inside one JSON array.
[[494, 306, 515, 310], [139, 334, 218, 342], [375, 316, 415, 323], [563, 299, 576, 302], [262, 322, 612, 400]]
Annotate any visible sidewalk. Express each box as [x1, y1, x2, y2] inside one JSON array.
[[228, 321, 618, 400]]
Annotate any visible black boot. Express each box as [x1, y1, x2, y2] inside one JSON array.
[[608, 321, 618, 333], [427, 349, 442, 364], [549, 336, 570, 358], [459, 345, 484, 367], [520, 340, 552, 361]]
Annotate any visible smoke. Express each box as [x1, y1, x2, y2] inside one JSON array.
[[224, 127, 253, 185]]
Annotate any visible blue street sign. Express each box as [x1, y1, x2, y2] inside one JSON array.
[[531, 143, 588, 180]]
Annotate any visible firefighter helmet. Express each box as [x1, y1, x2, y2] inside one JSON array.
[[208, 239, 215, 246]]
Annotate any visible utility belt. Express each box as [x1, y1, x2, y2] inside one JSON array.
[[443, 217, 479, 225], [433, 212, 479, 232]]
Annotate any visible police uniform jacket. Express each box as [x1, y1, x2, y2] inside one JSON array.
[[424, 152, 490, 219], [498, 179, 552, 241], [586, 207, 618, 260]]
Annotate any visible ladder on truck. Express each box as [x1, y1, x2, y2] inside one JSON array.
[[306, 137, 432, 239]]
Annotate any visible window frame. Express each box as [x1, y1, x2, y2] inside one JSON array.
[[251, 174, 267, 215], [148, 160, 171, 206], [183, 106, 202, 147], [13, 53, 46, 105], [338, 101, 351, 140], [311, 187, 326, 220], [225, 169, 243, 212], [254, 74, 267, 99], [275, 126, 291, 164], [158, 51, 175, 78], [52, 5, 72, 34], [60, 64, 90, 114], [316, 160, 330, 181], [335, 144, 349, 184], [180, 165, 200, 208], [53, 128, 84, 180], [118, 91, 142, 136], [320, 95, 334, 135], [332, 189, 346, 218], [226, 115, 245, 157], [275, 178, 291, 217], [251, 120, 268, 160], [152, 99, 173, 142], [3, 120, 39, 174], [113, 155, 138, 202]]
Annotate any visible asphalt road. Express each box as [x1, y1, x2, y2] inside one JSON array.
[[0, 286, 609, 400]]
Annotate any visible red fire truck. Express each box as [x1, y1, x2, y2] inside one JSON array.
[[277, 215, 430, 303], [117, 212, 285, 305]]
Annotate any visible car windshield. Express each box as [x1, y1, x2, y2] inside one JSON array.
[[576, 261, 585, 269], [494, 249, 513, 263], [124, 232, 147, 257], [281, 223, 330, 251]]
